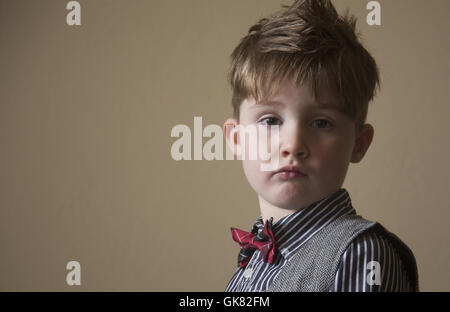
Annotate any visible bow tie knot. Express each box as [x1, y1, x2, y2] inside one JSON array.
[[231, 217, 277, 268]]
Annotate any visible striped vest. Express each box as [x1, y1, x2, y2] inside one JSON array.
[[267, 214, 419, 292]]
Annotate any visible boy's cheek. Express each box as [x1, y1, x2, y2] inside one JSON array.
[[242, 159, 264, 190], [315, 147, 351, 178], [241, 137, 271, 162], [237, 125, 279, 162], [243, 158, 269, 179]]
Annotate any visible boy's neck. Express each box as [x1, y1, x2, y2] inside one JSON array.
[[258, 188, 345, 224], [258, 196, 299, 224]]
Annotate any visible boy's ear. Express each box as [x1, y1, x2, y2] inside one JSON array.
[[350, 124, 374, 163], [223, 118, 242, 157]]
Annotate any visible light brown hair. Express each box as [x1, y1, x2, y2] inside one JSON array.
[[228, 0, 380, 131]]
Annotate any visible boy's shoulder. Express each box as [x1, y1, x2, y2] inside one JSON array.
[[356, 221, 419, 279], [340, 219, 420, 291], [325, 213, 419, 286]]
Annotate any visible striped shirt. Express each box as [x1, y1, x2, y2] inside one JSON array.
[[225, 188, 413, 292]]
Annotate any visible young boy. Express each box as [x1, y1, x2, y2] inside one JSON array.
[[223, 0, 419, 292]]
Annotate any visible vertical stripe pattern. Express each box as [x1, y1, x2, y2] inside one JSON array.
[[331, 230, 413, 292], [225, 188, 414, 292]]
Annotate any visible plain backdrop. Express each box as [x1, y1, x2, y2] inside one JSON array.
[[1, 0, 449, 291]]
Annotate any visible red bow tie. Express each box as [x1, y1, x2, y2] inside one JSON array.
[[231, 217, 277, 268]]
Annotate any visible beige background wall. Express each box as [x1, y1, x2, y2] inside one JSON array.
[[1, 0, 449, 291]]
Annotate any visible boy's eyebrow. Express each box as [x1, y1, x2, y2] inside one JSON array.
[[253, 99, 338, 110], [253, 100, 285, 107]]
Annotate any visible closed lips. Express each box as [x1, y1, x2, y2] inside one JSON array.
[[276, 166, 307, 175]]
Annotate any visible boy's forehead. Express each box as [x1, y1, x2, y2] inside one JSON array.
[[249, 94, 340, 112], [251, 80, 339, 110]]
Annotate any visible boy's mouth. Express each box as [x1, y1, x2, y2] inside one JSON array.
[[274, 165, 307, 178]]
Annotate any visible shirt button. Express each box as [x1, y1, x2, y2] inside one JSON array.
[[243, 268, 253, 279]]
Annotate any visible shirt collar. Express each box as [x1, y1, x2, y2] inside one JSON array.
[[251, 188, 356, 261]]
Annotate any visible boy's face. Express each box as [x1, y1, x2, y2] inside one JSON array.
[[224, 79, 374, 212]]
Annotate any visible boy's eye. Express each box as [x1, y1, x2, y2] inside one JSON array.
[[312, 119, 332, 129], [260, 117, 281, 126]]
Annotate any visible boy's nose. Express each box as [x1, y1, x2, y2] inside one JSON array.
[[280, 126, 309, 159]]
